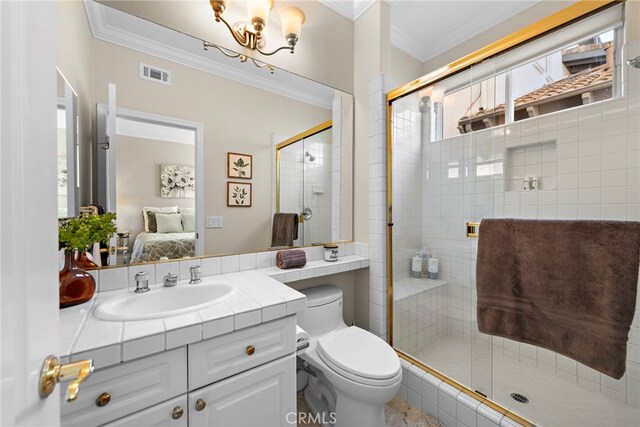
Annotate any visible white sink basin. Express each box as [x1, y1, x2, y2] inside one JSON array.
[[93, 282, 235, 321]]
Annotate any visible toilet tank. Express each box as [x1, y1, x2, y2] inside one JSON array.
[[297, 285, 347, 337]]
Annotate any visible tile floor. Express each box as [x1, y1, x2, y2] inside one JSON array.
[[413, 335, 640, 427], [296, 392, 442, 427]]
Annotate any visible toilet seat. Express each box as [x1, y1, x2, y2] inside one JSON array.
[[316, 327, 401, 387]]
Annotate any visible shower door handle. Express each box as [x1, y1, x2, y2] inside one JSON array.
[[301, 207, 312, 221]]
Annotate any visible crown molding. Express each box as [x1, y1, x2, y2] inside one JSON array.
[[318, 0, 376, 21], [83, 1, 332, 110], [390, 24, 429, 63], [353, 0, 377, 21]]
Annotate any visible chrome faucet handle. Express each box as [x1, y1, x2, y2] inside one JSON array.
[[163, 272, 178, 287], [189, 265, 202, 284], [134, 272, 150, 293]]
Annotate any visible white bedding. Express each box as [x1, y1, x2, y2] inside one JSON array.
[[130, 231, 196, 263]]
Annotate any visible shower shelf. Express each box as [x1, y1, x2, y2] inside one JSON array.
[[393, 277, 447, 302]]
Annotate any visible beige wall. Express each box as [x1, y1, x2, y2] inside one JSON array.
[[116, 136, 195, 241], [90, 39, 330, 255], [57, 0, 95, 206], [420, 0, 580, 75], [389, 46, 423, 88], [100, 0, 355, 94], [353, 1, 385, 246]]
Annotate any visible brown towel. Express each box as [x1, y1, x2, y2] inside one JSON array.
[[271, 213, 299, 247], [477, 219, 640, 379], [276, 250, 306, 269]]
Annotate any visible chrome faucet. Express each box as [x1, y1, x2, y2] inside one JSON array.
[[189, 265, 202, 284], [163, 272, 178, 287], [134, 272, 150, 293]]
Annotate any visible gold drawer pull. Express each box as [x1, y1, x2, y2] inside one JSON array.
[[246, 345, 255, 356], [95, 392, 111, 407], [172, 406, 184, 419], [195, 399, 206, 411]]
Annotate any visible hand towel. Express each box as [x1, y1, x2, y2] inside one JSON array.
[[271, 213, 299, 247], [276, 249, 307, 269], [476, 219, 640, 379]]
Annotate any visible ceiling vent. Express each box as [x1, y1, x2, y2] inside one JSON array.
[[139, 63, 171, 85]]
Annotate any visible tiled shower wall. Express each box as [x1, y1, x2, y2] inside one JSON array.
[[391, 98, 423, 281], [302, 135, 332, 244], [421, 85, 640, 406], [272, 131, 333, 245]]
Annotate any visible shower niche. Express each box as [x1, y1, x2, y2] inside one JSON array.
[[505, 140, 557, 192]]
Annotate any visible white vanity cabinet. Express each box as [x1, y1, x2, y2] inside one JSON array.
[[102, 396, 188, 427], [188, 354, 296, 427], [61, 348, 188, 427], [61, 316, 297, 427]]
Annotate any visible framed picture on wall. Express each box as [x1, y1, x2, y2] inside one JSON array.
[[160, 164, 195, 198], [227, 152, 252, 179], [227, 182, 252, 207]]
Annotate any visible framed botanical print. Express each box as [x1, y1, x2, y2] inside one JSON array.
[[227, 152, 252, 179], [227, 182, 252, 207]]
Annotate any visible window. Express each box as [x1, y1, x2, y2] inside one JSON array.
[[416, 5, 622, 143]]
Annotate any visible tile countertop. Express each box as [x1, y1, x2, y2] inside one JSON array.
[[60, 255, 369, 370], [60, 270, 306, 370], [258, 255, 369, 283]]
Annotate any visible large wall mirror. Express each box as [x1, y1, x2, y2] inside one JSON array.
[[57, 0, 353, 267]]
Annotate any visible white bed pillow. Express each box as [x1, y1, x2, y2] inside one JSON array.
[[179, 207, 195, 214], [155, 213, 183, 233], [142, 206, 178, 232], [182, 212, 195, 232]]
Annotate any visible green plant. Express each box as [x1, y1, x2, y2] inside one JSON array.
[[233, 157, 249, 177], [59, 213, 117, 253], [232, 186, 247, 205]]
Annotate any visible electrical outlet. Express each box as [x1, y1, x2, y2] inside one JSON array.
[[206, 216, 223, 228]]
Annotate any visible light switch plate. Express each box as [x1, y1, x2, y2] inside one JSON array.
[[206, 216, 223, 228]]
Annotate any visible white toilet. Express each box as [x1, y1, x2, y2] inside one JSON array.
[[297, 285, 402, 427]]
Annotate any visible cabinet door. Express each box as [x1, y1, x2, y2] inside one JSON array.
[[101, 396, 188, 427], [189, 354, 296, 427], [61, 347, 187, 427]]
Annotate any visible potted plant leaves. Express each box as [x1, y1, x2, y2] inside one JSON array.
[[58, 212, 116, 308]]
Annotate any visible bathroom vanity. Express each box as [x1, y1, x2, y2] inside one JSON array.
[[58, 246, 370, 426], [59, 272, 305, 427]]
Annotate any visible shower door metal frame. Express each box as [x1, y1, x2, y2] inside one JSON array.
[[384, 2, 618, 426]]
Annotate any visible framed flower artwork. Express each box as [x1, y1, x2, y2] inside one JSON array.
[[160, 164, 195, 198], [227, 182, 252, 207], [227, 152, 252, 179]]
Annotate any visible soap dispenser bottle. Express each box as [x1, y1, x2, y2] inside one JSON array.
[[419, 247, 429, 278], [411, 253, 422, 278]]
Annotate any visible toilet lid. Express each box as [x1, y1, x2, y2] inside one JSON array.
[[317, 327, 401, 386]]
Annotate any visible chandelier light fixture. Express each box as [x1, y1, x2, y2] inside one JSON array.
[[204, 0, 305, 73]]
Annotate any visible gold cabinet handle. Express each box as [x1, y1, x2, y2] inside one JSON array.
[[246, 345, 255, 356], [39, 355, 93, 401], [95, 392, 111, 407], [172, 406, 184, 419], [195, 399, 206, 411]]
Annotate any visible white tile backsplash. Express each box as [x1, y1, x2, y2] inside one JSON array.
[[220, 255, 239, 274], [98, 267, 128, 292]]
